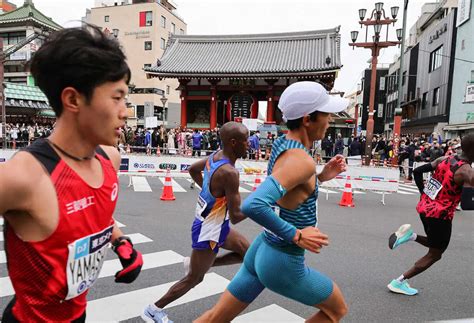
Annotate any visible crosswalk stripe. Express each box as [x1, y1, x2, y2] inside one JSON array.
[[337, 189, 365, 195], [239, 186, 251, 193], [0, 250, 184, 298], [132, 176, 152, 192], [0, 232, 149, 261], [159, 178, 187, 192], [397, 190, 414, 195], [319, 188, 338, 194], [126, 233, 153, 245], [115, 220, 126, 228], [185, 178, 202, 189], [398, 186, 419, 193], [233, 304, 304, 322], [86, 272, 229, 322]]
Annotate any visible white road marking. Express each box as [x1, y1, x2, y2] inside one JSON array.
[[159, 178, 187, 192], [132, 176, 152, 192]]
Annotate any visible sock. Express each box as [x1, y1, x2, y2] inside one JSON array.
[[396, 275, 405, 283], [409, 233, 417, 241], [149, 304, 163, 312]]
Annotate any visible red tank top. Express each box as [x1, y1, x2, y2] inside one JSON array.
[[4, 139, 118, 322], [416, 155, 470, 220]]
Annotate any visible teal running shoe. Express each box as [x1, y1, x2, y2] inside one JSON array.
[[387, 279, 418, 295], [389, 224, 413, 249]]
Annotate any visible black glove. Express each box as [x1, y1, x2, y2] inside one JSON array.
[[111, 236, 143, 283]]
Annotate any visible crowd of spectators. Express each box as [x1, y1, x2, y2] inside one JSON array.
[[1, 123, 54, 149], [1, 122, 464, 176]]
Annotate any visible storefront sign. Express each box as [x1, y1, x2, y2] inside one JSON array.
[[465, 84, 474, 103], [124, 31, 151, 39], [457, 0, 471, 27], [428, 23, 448, 44]]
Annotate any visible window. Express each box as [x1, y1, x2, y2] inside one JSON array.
[[402, 71, 407, 86], [422, 92, 428, 110], [160, 38, 166, 49], [0, 31, 26, 45], [379, 76, 385, 91], [171, 23, 176, 34], [139, 11, 153, 27], [104, 15, 109, 22], [432, 87, 440, 106], [180, 28, 185, 35], [429, 46, 443, 72], [166, 85, 170, 94], [471, 70, 474, 82], [160, 15, 166, 28], [144, 41, 152, 51], [377, 103, 384, 118], [144, 64, 152, 69]]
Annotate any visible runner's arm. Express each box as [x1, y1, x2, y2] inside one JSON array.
[[413, 157, 447, 194], [454, 164, 474, 210], [223, 169, 246, 224], [189, 158, 207, 187], [0, 154, 34, 215]]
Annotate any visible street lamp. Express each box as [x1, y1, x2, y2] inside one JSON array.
[[160, 95, 168, 123], [112, 28, 119, 38], [393, 0, 409, 167], [349, 2, 401, 165]]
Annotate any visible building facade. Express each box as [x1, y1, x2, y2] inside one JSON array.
[[0, 0, 61, 84], [145, 28, 350, 132], [0, 0, 60, 124], [84, 0, 187, 128], [445, 0, 474, 137], [360, 67, 388, 135]]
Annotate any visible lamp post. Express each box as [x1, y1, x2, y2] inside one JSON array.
[[392, 0, 409, 166], [160, 95, 168, 124], [349, 2, 402, 165], [0, 37, 5, 148]]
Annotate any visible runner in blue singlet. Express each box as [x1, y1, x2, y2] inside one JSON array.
[[142, 122, 250, 323]]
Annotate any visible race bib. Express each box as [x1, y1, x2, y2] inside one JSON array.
[[424, 177, 443, 200], [65, 225, 113, 300], [195, 195, 208, 220]]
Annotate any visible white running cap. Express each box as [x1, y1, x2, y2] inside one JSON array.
[[278, 81, 349, 121]]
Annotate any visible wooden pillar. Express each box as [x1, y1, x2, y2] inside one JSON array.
[[265, 79, 277, 122], [210, 85, 217, 129], [179, 80, 189, 128], [208, 79, 220, 129]]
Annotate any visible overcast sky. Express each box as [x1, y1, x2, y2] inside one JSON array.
[[13, 0, 429, 94]]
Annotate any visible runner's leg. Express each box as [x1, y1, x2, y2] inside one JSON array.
[[307, 282, 348, 323], [212, 229, 249, 267], [194, 290, 250, 323], [403, 247, 444, 280], [154, 248, 217, 308]]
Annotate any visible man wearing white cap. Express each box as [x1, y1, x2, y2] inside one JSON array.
[[195, 81, 350, 322]]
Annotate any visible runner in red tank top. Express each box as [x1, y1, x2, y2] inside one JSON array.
[[0, 26, 143, 322], [386, 134, 474, 296]]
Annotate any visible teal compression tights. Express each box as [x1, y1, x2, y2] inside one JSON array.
[[228, 234, 333, 305]]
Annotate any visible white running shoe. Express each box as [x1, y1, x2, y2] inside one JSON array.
[[183, 256, 191, 276], [141, 304, 173, 323]]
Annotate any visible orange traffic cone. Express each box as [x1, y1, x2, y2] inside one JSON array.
[[339, 175, 355, 207], [156, 146, 161, 156], [160, 168, 176, 201], [252, 175, 262, 191]]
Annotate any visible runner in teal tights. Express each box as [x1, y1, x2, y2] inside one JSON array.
[[195, 81, 350, 323]]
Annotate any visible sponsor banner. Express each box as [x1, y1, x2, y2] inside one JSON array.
[[316, 165, 399, 192], [121, 155, 268, 175], [0, 150, 16, 162]]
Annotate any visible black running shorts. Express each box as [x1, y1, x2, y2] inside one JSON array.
[[419, 214, 452, 250]]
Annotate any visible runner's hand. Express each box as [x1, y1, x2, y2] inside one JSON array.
[[294, 227, 329, 253], [112, 236, 144, 283], [319, 155, 347, 182]]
